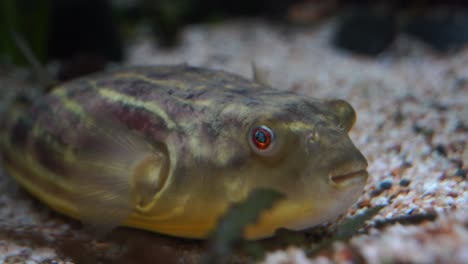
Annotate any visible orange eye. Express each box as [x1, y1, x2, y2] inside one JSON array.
[[251, 126, 274, 150]]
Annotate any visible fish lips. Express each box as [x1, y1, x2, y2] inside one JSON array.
[[329, 168, 369, 188]]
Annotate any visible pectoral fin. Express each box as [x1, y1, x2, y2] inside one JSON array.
[[60, 115, 169, 231]]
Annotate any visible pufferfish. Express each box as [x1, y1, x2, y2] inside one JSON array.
[[0, 65, 368, 239]]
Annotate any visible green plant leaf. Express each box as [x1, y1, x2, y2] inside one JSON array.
[[307, 205, 384, 256], [203, 188, 285, 264]]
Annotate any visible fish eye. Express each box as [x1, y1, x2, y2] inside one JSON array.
[[249, 125, 276, 155]]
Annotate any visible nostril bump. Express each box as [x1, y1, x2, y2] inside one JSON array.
[[325, 100, 356, 132]]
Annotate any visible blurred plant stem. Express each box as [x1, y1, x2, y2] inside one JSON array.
[[0, 0, 51, 65], [142, 0, 192, 46]]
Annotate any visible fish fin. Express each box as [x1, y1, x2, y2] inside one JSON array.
[[62, 114, 169, 231], [251, 62, 270, 86]]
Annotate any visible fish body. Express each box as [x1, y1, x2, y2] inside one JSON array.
[[0, 65, 368, 239]]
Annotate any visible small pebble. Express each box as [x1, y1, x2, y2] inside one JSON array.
[[399, 179, 411, 187], [379, 181, 393, 190], [43, 260, 59, 264], [454, 169, 467, 179], [434, 144, 447, 157], [400, 161, 413, 168], [455, 121, 468, 132], [370, 189, 383, 197], [449, 159, 463, 168], [412, 125, 434, 138]]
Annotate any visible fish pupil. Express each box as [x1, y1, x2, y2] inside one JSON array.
[[255, 131, 267, 143]]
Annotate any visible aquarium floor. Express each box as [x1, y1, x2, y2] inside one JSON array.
[[1, 18, 467, 264]]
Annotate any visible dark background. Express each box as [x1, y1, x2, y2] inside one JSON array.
[[2, 0, 468, 80]]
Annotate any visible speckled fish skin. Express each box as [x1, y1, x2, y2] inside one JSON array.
[[0, 65, 368, 239]]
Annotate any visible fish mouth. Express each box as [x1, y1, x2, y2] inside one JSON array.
[[329, 169, 368, 187]]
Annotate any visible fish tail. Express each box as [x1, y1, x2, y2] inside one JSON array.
[[0, 67, 44, 165]]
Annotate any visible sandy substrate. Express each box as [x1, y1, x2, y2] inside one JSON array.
[[0, 18, 467, 263]]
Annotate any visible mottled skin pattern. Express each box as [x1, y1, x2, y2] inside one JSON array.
[[0, 65, 368, 239]]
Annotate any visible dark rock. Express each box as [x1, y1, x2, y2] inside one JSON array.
[[403, 9, 468, 53], [332, 7, 396, 56]]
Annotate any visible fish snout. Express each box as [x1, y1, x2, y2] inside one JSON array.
[[307, 125, 368, 188], [327, 144, 368, 188]]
